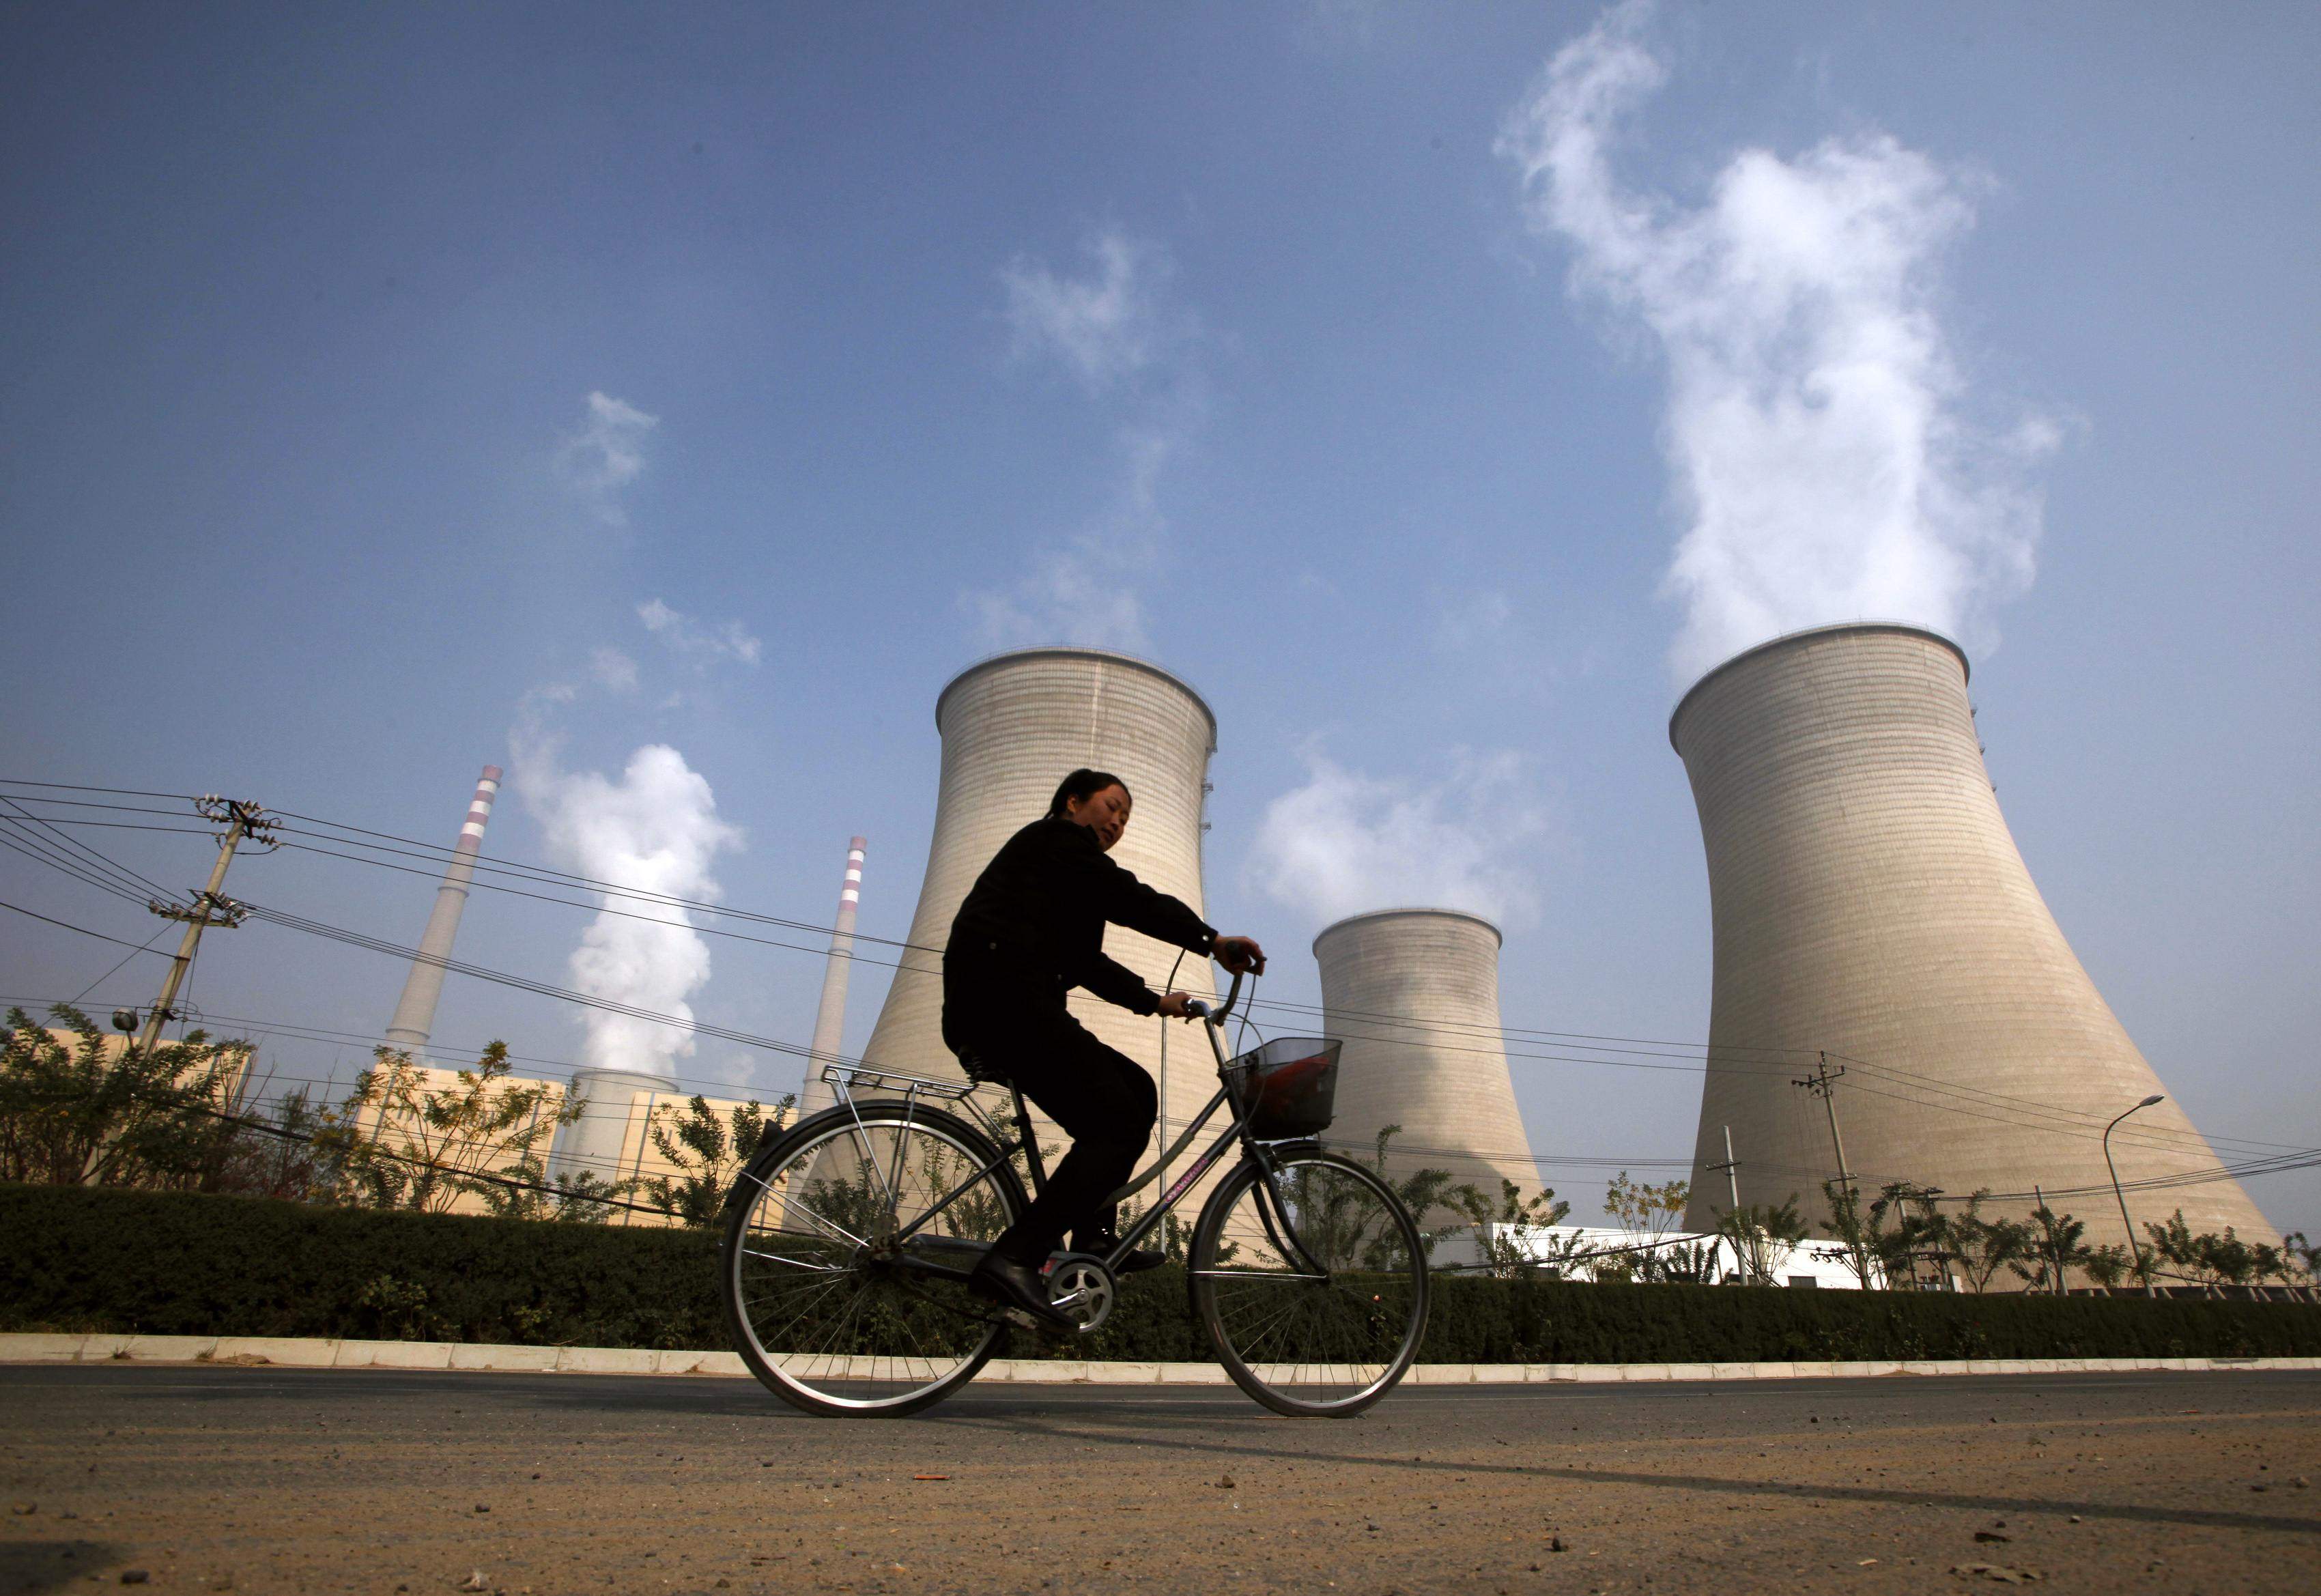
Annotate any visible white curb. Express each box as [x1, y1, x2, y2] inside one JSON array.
[[4, 1334, 2318, 1383]]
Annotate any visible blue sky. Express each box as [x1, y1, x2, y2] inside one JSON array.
[[4, 3, 2316, 1234]]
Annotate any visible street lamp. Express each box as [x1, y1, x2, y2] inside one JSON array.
[[2105, 1094, 2166, 1298]]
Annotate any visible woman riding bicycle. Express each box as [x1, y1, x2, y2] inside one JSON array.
[[945, 767, 1266, 1331]]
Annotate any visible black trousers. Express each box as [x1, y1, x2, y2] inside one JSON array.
[[944, 954, 1158, 1267]]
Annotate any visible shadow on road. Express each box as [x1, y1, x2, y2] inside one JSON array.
[[916, 1407, 2321, 1539], [0, 1537, 131, 1595]]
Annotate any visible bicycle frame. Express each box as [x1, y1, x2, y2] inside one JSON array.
[[821, 969, 1328, 1289]]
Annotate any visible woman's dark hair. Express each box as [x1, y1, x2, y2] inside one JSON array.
[[1047, 768, 1131, 819]]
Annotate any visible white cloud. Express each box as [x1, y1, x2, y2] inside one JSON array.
[[555, 391, 659, 527], [638, 598, 763, 668], [1498, 0, 2057, 684], [967, 429, 1169, 653], [588, 647, 639, 692], [1253, 747, 1547, 930], [1002, 229, 1178, 393], [511, 735, 742, 1081], [1432, 588, 1516, 656]]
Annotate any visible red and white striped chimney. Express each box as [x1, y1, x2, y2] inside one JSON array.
[[384, 765, 502, 1053], [797, 836, 866, 1118]]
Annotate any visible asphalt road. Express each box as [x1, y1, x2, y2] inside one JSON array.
[[4, 1366, 2318, 1595]]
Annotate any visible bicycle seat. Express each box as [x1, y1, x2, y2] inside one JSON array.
[[954, 1049, 1013, 1088]]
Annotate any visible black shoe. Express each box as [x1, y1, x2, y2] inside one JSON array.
[[967, 1253, 1075, 1335], [1072, 1233, 1166, 1274]]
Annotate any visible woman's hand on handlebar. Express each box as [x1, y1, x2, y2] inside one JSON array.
[[1213, 935, 1267, 975], [1155, 991, 1199, 1019]]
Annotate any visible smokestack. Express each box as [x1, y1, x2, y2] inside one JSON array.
[[861, 648, 1218, 1156], [1670, 623, 2277, 1252], [1314, 909, 1537, 1206], [796, 836, 867, 1119], [383, 765, 502, 1054]]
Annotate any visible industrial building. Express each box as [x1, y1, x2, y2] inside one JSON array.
[[1670, 622, 2277, 1257], [857, 646, 1220, 1177], [1314, 907, 1538, 1204], [343, 1057, 773, 1225]]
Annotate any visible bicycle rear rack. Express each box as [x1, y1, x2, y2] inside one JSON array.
[[818, 1063, 982, 1105]]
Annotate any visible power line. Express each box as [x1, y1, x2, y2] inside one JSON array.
[[0, 829, 152, 905], [0, 795, 180, 900], [0, 898, 177, 954], [0, 778, 207, 802], [14, 780, 2313, 1190]]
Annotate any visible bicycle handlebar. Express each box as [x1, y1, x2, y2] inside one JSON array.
[[1182, 967, 1244, 1027]]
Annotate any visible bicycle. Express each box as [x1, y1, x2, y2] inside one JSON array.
[[717, 970, 1430, 1418]]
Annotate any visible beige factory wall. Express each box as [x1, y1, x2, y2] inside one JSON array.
[[345, 1064, 778, 1226]]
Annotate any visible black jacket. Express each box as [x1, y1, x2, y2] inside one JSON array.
[[946, 816, 1216, 1016]]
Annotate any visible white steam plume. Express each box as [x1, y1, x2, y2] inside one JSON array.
[[1253, 748, 1545, 930], [555, 391, 659, 528], [970, 427, 1169, 653], [514, 739, 741, 1081], [1001, 228, 1174, 394], [1499, 0, 2057, 683]]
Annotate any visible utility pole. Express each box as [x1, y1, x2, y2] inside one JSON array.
[[132, 797, 274, 1057], [1705, 1125, 1743, 1287], [81, 797, 273, 1183], [1793, 1054, 1866, 1284], [1709, 1124, 1741, 1212]]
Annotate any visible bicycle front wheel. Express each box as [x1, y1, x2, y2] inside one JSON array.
[[1188, 1147, 1430, 1418], [720, 1102, 1025, 1417]]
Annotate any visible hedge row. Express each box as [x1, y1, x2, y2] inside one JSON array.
[[5, 1183, 2317, 1363]]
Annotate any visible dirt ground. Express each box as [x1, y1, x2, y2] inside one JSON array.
[[4, 1365, 2318, 1595]]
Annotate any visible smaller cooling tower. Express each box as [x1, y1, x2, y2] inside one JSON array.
[[1314, 909, 1537, 1201], [547, 1065, 677, 1191]]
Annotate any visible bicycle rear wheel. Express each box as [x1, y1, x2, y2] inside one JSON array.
[[720, 1102, 1025, 1416], [1188, 1147, 1429, 1417]]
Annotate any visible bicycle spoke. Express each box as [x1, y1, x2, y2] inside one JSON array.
[[1191, 1150, 1428, 1416], [724, 1107, 1020, 1414]]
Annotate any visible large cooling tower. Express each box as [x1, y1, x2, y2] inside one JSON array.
[[1314, 909, 1538, 1199], [861, 648, 1218, 1156], [1672, 623, 2276, 1253]]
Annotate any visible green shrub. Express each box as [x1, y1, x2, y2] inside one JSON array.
[[4, 1183, 2314, 1361]]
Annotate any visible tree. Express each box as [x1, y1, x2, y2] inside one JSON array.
[[1948, 1191, 2032, 1295], [320, 1044, 575, 1214], [2081, 1244, 2135, 1292], [1868, 1182, 1954, 1291], [1457, 1178, 1574, 1279], [2199, 1227, 2260, 1293], [1352, 1125, 1487, 1263], [1603, 1170, 1689, 1281], [0, 1005, 246, 1187], [2141, 1209, 2209, 1293], [2278, 1231, 2320, 1298], [1818, 1179, 1883, 1289], [2009, 1204, 2091, 1296], [633, 1093, 792, 1227], [1710, 1197, 1807, 1285]]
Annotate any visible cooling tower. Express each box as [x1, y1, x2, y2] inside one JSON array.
[[1671, 623, 2277, 1255], [1314, 909, 1539, 1202], [861, 648, 1217, 1156]]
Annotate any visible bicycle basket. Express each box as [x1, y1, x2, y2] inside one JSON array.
[[1226, 1036, 1341, 1140]]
